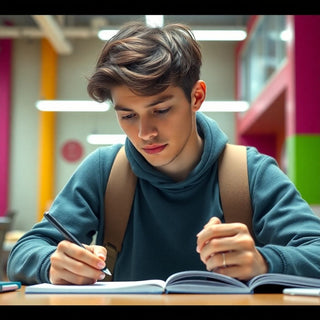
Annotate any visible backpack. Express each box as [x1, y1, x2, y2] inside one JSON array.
[[103, 144, 253, 280]]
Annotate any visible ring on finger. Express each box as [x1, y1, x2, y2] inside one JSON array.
[[222, 252, 226, 268]]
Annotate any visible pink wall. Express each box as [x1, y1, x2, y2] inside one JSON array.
[[293, 15, 320, 134], [0, 39, 12, 216]]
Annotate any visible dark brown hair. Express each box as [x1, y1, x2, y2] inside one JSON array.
[[87, 22, 202, 103]]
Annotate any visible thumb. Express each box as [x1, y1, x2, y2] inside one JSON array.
[[196, 217, 221, 238], [196, 217, 222, 253], [204, 216, 221, 229]]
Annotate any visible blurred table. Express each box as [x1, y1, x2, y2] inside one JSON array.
[[1, 286, 320, 306]]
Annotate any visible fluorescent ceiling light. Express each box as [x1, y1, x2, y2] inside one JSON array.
[[201, 101, 249, 112], [192, 29, 247, 41], [98, 28, 246, 41], [87, 134, 126, 145], [280, 29, 292, 42], [97, 29, 118, 41], [36, 100, 111, 112], [145, 15, 164, 27], [36, 100, 248, 113]]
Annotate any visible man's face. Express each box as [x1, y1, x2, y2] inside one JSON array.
[[111, 85, 199, 174]]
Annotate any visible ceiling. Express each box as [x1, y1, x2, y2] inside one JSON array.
[[0, 15, 251, 54], [0, 15, 250, 28]]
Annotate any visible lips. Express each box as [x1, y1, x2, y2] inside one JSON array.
[[142, 144, 167, 154]]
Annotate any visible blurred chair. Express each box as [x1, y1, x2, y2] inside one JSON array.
[[0, 210, 17, 280], [5, 210, 16, 230], [0, 217, 11, 280]]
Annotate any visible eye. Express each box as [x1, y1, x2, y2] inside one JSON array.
[[155, 107, 171, 115], [120, 113, 136, 120]]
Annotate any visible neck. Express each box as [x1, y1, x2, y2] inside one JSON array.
[[159, 128, 204, 182]]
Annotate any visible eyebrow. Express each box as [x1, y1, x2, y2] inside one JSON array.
[[114, 94, 174, 111]]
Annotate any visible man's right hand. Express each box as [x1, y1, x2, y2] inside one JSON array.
[[49, 240, 107, 284]]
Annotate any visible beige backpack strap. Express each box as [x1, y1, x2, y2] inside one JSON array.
[[218, 144, 254, 238], [103, 146, 137, 280]]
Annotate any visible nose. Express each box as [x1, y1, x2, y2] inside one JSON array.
[[138, 116, 158, 140]]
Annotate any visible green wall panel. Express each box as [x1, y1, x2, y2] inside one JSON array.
[[286, 135, 320, 204]]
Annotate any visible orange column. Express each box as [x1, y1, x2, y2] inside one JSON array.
[[38, 39, 57, 221]]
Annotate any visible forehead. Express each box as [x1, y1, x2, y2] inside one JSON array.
[[111, 85, 186, 110]]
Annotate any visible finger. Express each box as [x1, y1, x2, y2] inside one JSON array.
[[205, 250, 259, 281], [62, 241, 106, 271], [92, 245, 107, 261], [84, 244, 107, 263], [50, 243, 106, 284], [49, 254, 93, 285], [199, 237, 234, 264], [51, 265, 104, 285], [56, 240, 105, 279], [205, 250, 237, 271], [199, 226, 254, 265], [199, 222, 245, 242], [51, 267, 102, 285], [64, 251, 104, 278], [197, 222, 249, 253], [196, 217, 221, 253], [203, 217, 221, 230]]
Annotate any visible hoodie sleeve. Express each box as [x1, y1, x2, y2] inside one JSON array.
[[247, 147, 320, 277], [7, 145, 121, 284]]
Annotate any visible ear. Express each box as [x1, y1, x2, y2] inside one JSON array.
[[191, 80, 206, 111]]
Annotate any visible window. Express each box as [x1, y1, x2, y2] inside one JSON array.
[[240, 15, 287, 103]]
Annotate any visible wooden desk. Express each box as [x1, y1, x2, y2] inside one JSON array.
[[0, 286, 320, 306]]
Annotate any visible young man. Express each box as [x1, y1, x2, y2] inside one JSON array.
[[8, 22, 320, 285]]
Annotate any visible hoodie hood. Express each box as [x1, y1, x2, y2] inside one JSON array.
[[125, 112, 228, 191]]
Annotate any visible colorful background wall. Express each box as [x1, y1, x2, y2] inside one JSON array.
[[236, 15, 320, 206]]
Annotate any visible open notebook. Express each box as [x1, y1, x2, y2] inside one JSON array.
[[25, 270, 320, 294]]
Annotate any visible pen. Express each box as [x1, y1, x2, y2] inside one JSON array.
[[44, 211, 112, 276]]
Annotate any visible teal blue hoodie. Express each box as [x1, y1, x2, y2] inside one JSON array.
[[7, 112, 320, 284]]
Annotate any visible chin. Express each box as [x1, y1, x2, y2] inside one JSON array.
[[146, 154, 177, 170]]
